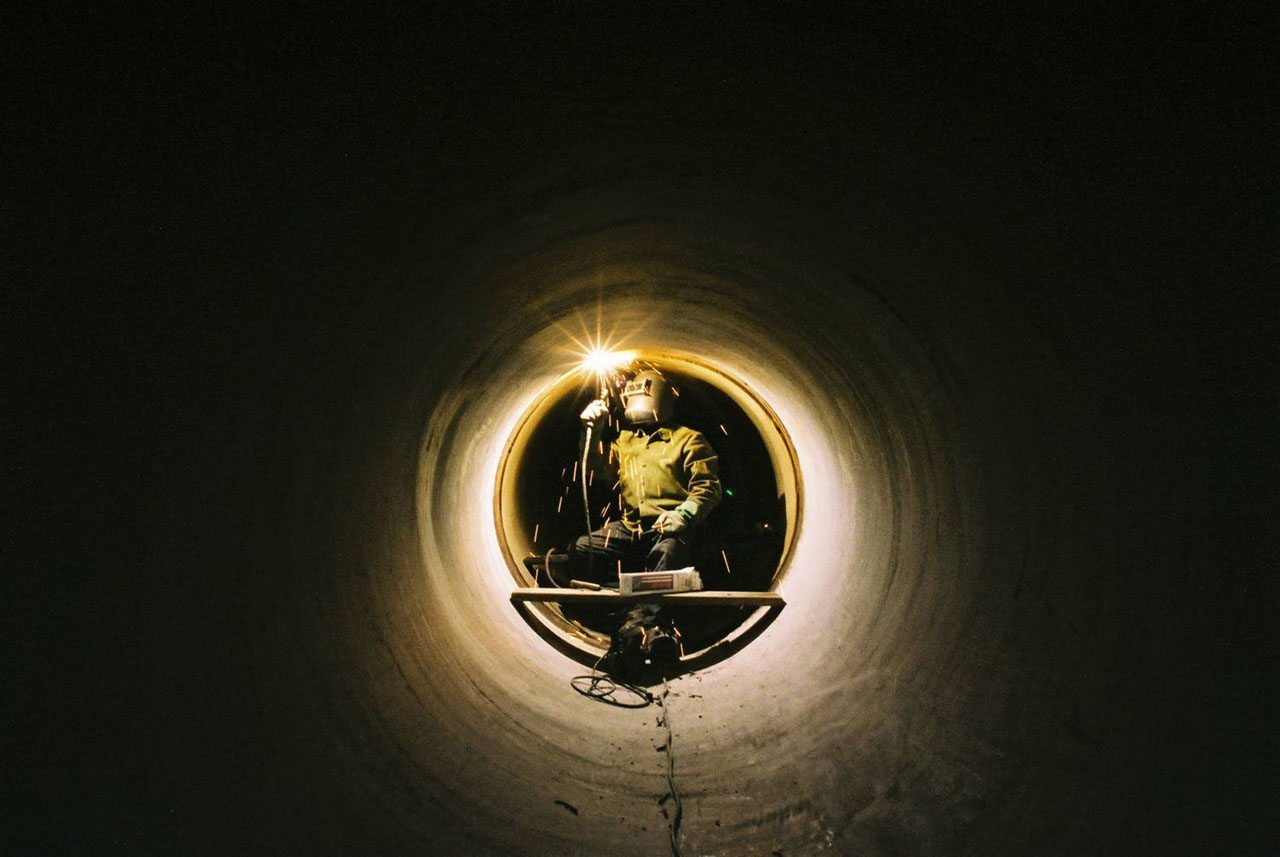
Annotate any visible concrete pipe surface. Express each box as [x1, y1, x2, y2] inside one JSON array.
[[16, 11, 1272, 857], [290, 192, 1140, 856]]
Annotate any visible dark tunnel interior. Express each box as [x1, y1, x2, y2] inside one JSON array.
[[13, 8, 1276, 855]]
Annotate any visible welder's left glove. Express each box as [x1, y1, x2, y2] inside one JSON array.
[[654, 502, 698, 534]]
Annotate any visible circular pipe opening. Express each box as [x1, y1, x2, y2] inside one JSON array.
[[494, 349, 803, 665]]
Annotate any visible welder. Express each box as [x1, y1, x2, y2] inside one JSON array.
[[572, 369, 722, 672]]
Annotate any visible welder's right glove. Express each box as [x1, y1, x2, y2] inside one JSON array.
[[579, 399, 608, 425]]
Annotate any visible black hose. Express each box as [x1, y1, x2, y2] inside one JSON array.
[[581, 419, 595, 582]]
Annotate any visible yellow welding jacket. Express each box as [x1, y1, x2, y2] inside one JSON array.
[[612, 425, 722, 532]]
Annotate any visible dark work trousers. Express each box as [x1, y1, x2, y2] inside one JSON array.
[[570, 519, 691, 585]]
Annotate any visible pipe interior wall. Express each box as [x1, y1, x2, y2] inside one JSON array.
[[20, 14, 1272, 856], [241, 173, 1256, 854]]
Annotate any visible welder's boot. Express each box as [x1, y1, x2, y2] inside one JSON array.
[[641, 623, 682, 666], [605, 607, 649, 683], [620, 604, 682, 668]]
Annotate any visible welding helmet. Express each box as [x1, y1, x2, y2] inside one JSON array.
[[621, 370, 673, 425]]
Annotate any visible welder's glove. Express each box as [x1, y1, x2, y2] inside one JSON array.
[[654, 511, 687, 534], [654, 502, 697, 534], [579, 399, 608, 425]]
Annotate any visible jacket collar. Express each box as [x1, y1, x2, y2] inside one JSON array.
[[631, 425, 675, 444]]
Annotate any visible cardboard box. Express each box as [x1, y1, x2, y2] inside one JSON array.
[[618, 567, 703, 595]]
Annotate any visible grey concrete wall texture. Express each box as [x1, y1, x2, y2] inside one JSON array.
[[15, 10, 1273, 856]]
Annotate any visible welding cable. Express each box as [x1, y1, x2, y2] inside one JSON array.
[[580, 420, 596, 582], [569, 662, 683, 853], [570, 654, 654, 709], [532, 547, 556, 588]]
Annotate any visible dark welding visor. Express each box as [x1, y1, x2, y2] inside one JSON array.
[[621, 371, 673, 425]]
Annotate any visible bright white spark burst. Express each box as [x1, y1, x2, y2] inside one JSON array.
[[581, 347, 636, 375]]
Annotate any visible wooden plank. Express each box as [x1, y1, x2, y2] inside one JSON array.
[[511, 587, 785, 607]]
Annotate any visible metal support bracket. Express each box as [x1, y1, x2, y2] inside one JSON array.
[[511, 588, 785, 607]]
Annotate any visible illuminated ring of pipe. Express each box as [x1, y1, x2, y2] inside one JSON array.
[[493, 348, 803, 666]]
